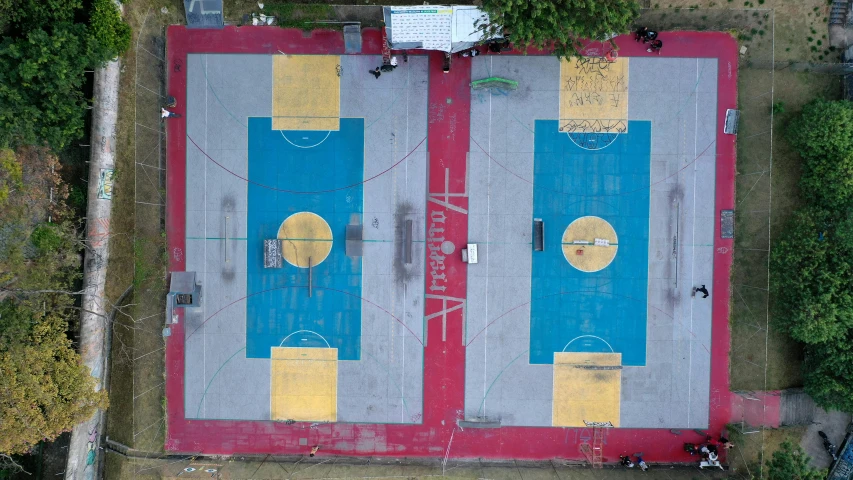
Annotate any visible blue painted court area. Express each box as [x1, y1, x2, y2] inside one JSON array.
[[529, 120, 651, 366], [246, 117, 364, 360]]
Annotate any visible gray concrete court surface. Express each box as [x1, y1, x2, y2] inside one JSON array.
[[182, 53, 428, 423], [464, 55, 718, 428]]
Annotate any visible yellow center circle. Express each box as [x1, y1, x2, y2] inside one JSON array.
[[562, 216, 618, 273], [277, 212, 333, 268]]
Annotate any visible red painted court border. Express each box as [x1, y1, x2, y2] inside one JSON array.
[[165, 27, 736, 461]]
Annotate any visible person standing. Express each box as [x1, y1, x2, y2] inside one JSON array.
[[369, 67, 381, 79]]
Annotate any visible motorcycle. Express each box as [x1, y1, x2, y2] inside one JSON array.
[[819, 431, 838, 462]]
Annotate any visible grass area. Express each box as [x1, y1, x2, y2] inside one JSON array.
[[727, 424, 808, 479], [104, 0, 182, 462]]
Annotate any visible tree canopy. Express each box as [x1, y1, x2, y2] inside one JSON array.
[[770, 207, 853, 345], [771, 99, 853, 412], [478, 0, 640, 58], [787, 99, 853, 211], [0, 0, 131, 149], [0, 147, 105, 456], [767, 441, 825, 480], [0, 301, 108, 455]]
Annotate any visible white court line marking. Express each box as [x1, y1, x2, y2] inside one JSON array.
[[279, 130, 332, 149], [564, 130, 621, 151], [561, 335, 615, 353], [202, 54, 209, 418], [687, 57, 699, 427], [483, 56, 493, 416], [279, 329, 332, 348]]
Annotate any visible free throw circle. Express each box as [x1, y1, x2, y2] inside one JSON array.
[[278, 212, 333, 268], [562, 216, 618, 272]]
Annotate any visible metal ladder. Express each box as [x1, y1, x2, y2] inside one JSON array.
[[579, 426, 604, 468]]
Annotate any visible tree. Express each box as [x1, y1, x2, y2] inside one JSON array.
[[787, 99, 853, 211], [478, 0, 640, 58], [770, 207, 853, 345], [0, 24, 102, 149], [89, 0, 132, 60], [4, 0, 83, 33], [803, 339, 853, 412], [767, 441, 825, 480], [0, 301, 108, 455]]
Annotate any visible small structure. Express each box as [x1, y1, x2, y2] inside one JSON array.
[[346, 224, 364, 257], [462, 243, 478, 264], [533, 218, 544, 251], [167, 272, 202, 324], [263, 239, 282, 268], [724, 109, 740, 135], [383, 5, 504, 72]]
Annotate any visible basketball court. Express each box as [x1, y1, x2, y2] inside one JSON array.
[[165, 27, 737, 459]]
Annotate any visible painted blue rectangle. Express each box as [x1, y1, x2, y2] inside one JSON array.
[[246, 118, 364, 360], [529, 120, 651, 366]]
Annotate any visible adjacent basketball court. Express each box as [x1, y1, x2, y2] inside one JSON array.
[[165, 27, 736, 459]]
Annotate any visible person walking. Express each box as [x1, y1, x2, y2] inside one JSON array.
[[369, 67, 381, 79], [693, 284, 709, 298]]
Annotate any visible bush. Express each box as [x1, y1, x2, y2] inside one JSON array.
[[787, 100, 853, 210], [89, 0, 132, 59], [770, 207, 853, 346], [30, 224, 63, 253], [767, 441, 825, 480]]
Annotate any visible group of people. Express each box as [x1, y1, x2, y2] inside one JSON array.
[[369, 56, 400, 79], [684, 435, 734, 462], [635, 26, 663, 54], [619, 454, 649, 471]]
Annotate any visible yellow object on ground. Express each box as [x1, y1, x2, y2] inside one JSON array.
[[552, 352, 621, 427], [270, 347, 337, 422], [272, 55, 340, 131], [562, 216, 618, 272], [278, 212, 333, 268], [559, 57, 629, 133]]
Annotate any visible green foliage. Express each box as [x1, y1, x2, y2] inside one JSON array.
[[767, 441, 825, 480], [0, 148, 23, 205], [30, 224, 63, 253], [770, 208, 853, 345], [478, 0, 640, 58], [787, 100, 853, 210], [773, 99, 853, 412], [803, 339, 853, 411], [5, 0, 84, 32], [89, 0, 132, 59], [0, 301, 109, 455], [772, 101, 785, 115], [264, 4, 335, 30], [0, 24, 102, 149]]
